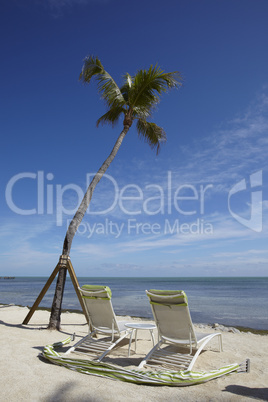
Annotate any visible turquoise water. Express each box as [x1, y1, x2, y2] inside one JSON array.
[[0, 276, 267, 330]]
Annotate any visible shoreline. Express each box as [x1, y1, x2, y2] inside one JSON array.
[[2, 303, 268, 335], [2, 276, 267, 332]]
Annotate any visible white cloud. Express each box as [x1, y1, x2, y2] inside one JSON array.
[[73, 243, 114, 258], [212, 249, 268, 258], [171, 89, 268, 189]]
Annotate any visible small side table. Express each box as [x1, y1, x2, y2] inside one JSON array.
[[125, 322, 156, 357]]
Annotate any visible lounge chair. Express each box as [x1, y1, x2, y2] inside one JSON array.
[[66, 285, 132, 361], [139, 289, 223, 371]]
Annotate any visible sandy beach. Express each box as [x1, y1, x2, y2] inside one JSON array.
[[0, 304, 267, 401]]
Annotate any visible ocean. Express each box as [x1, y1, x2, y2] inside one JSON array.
[[0, 276, 267, 330]]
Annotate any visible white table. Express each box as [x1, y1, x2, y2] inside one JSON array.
[[125, 322, 156, 357]]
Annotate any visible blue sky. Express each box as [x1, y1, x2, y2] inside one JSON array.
[[1, 0, 268, 277]]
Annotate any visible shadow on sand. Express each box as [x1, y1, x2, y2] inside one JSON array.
[[224, 385, 268, 400]]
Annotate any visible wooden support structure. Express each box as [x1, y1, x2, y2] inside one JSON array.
[[22, 255, 89, 325]]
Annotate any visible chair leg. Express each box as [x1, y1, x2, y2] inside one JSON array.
[[128, 329, 134, 357], [138, 339, 164, 369], [219, 333, 223, 352], [65, 331, 95, 355], [149, 329, 155, 346], [187, 333, 222, 371], [96, 330, 131, 362]]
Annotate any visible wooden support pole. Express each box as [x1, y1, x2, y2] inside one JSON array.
[[22, 263, 60, 325], [66, 258, 89, 324], [22, 255, 89, 326]]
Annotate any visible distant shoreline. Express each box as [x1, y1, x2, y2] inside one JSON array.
[[2, 275, 268, 278], [0, 277, 15, 279], [2, 303, 268, 335]]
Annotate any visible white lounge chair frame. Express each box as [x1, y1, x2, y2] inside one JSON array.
[[66, 285, 132, 361], [139, 290, 223, 371]]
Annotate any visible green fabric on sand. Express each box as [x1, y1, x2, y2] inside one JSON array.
[[41, 337, 244, 387]]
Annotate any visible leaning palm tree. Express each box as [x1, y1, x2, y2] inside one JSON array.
[[48, 56, 182, 329]]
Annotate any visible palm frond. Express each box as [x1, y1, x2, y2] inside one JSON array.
[[129, 65, 182, 111], [125, 73, 133, 88], [120, 73, 134, 104], [136, 119, 167, 154], [96, 106, 126, 127], [79, 55, 104, 82], [132, 106, 152, 119], [80, 56, 126, 109]]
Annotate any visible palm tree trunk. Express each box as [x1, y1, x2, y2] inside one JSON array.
[[48, 125, 130, 329]]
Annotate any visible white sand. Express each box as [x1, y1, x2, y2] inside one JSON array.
[[0, 305, 267, 401]]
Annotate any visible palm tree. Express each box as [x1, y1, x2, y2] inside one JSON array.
[[48, 56, 182, 329]]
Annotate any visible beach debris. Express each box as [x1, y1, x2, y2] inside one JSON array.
[[211, 323, 241, 333]]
